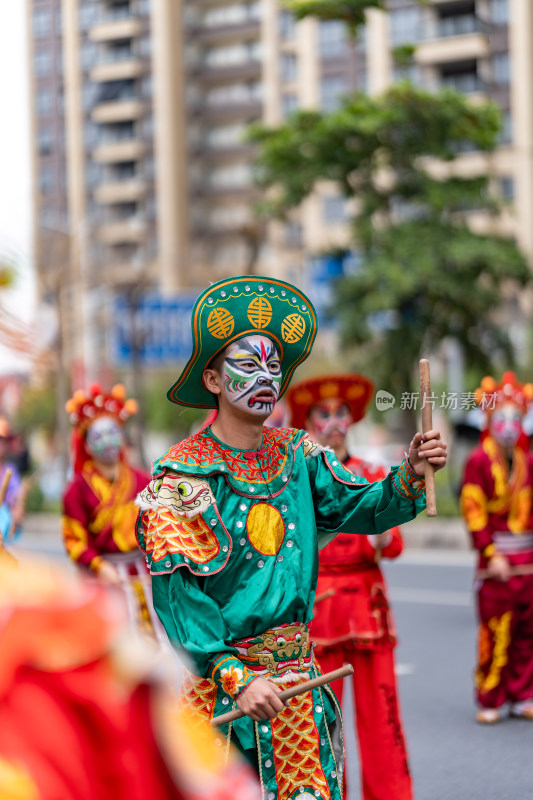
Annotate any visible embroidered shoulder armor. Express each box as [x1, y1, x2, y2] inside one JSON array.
[[136, 472, 231, 577]]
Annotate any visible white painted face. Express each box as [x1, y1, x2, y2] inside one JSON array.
[[221, 335, 282, 417], [489, 402, 523, 449], [85, 416, 122, 463]]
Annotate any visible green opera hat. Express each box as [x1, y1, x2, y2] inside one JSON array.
[[167, 276, 318, 408]]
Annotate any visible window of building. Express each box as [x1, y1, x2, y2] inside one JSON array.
[[281, 92, 299, 118], [37, 127, 54, 156], [83, 83, 99, 110], [81, 40, 97, 70], [33, 8, 52, 38], [206, 124, 245, 148], [280, 52, 298, 82], [79, 4, 97, 31], [323, 195, 346, 223], [492, 52, 510, 85], [285, 221, 302, 247], [36, 88, 53, 116], [499, 110, 513, 144], [393, 62, 421, 85], [321, 75, 346, 112], [39, 166, 55, 195], [319, 21, 347, 58], [206, 81, 262, 106], [280, 10, 296, 40], [490, 0, 508, 24], [389, 7, 421, 46], [111, 161, 136, 180], [439, 61, 481, 93], [436, 3, 479, 38], [208, 163, 251, 189], [499, 176, 514, 201], [205, 41, 261, 67], [34, 48, 52, 77]]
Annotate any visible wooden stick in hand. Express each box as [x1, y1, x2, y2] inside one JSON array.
[[0, 468, 13, 547], [419, 360, 437, 517], [211, 664, 353, 727]]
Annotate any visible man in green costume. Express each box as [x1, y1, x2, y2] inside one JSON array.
[[136, 276, 448, 800]]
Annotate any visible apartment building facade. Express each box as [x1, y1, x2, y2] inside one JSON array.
[[27, 0, 532, 371]]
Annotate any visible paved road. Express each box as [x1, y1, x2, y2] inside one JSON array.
[[344, 551, 532, 800]]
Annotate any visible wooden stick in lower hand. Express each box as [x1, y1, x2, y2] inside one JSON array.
[[419, 359, 437, 517], [211, 664, 354, 727]]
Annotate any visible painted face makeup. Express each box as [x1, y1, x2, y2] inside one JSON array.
[[489, 402, 524, 449], [85, 416, 122, 463], [221, 335, 282, 416], [308, 399, 353, 446]]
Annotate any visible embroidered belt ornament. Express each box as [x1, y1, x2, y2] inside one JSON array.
[[234, 623, 311, 674]]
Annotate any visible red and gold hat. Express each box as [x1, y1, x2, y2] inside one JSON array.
[[65, 383, 138, 433], [475, 371, 533, 415], [287, 374, 374, 430]]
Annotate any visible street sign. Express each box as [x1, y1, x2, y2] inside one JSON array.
[[110, 293, 197, 366]]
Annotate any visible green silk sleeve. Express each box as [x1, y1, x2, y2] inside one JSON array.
[[151, 570, 258, 699], [306, 449, 426, 546]]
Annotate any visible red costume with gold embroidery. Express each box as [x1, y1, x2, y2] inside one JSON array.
[[461, 372, 533, 714], [63, 459, 148, 571], [313, 457, 412, 800], [287, 374, 413, 800], [61, 384, 156, 637]]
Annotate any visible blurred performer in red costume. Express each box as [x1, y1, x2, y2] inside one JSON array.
[[0, 557, 261, 800], [62, 383, 156, 636], [287, 374, 413, 800], [461, 371, 533, 724]]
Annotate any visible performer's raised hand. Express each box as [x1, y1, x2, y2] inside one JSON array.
[[237, 677, 286, 721], [408, 429, 447, 476]]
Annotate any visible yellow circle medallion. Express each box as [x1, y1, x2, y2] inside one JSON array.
[[281, 313, 306, 343], [246, 503, 285, 556], [207, 308, 235, 339], [247, 296, 273, 329]]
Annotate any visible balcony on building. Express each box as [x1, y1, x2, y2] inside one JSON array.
[[94, 179, 148, 204], [89, 1, 144, 43], [97, 215, 148, 244], [187, 1, 261, 44], [90, 53, 146, 83], [416, 1, 490, 65], [92, 119, 147, 162], [437, 60, 487, 94], [188, 81, 263, 122], [91, 79, 145, 123], [191, 41, 262, 84]]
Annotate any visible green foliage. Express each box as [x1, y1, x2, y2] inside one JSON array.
[[14, 381, 57, 435], [391, 44, 417, 67], [250, 82, 530, 396], [24, 480, 45, 513], [141, 372, 205, 435], [284, 0, 387, 31]]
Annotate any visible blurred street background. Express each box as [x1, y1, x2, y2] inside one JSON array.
[[2, 0, 533, 797]]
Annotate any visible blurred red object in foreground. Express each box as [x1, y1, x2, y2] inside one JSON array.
[[0, 556, 261, 800]]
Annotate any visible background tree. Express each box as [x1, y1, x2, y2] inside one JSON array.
[[250, 31, 530, 417]]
